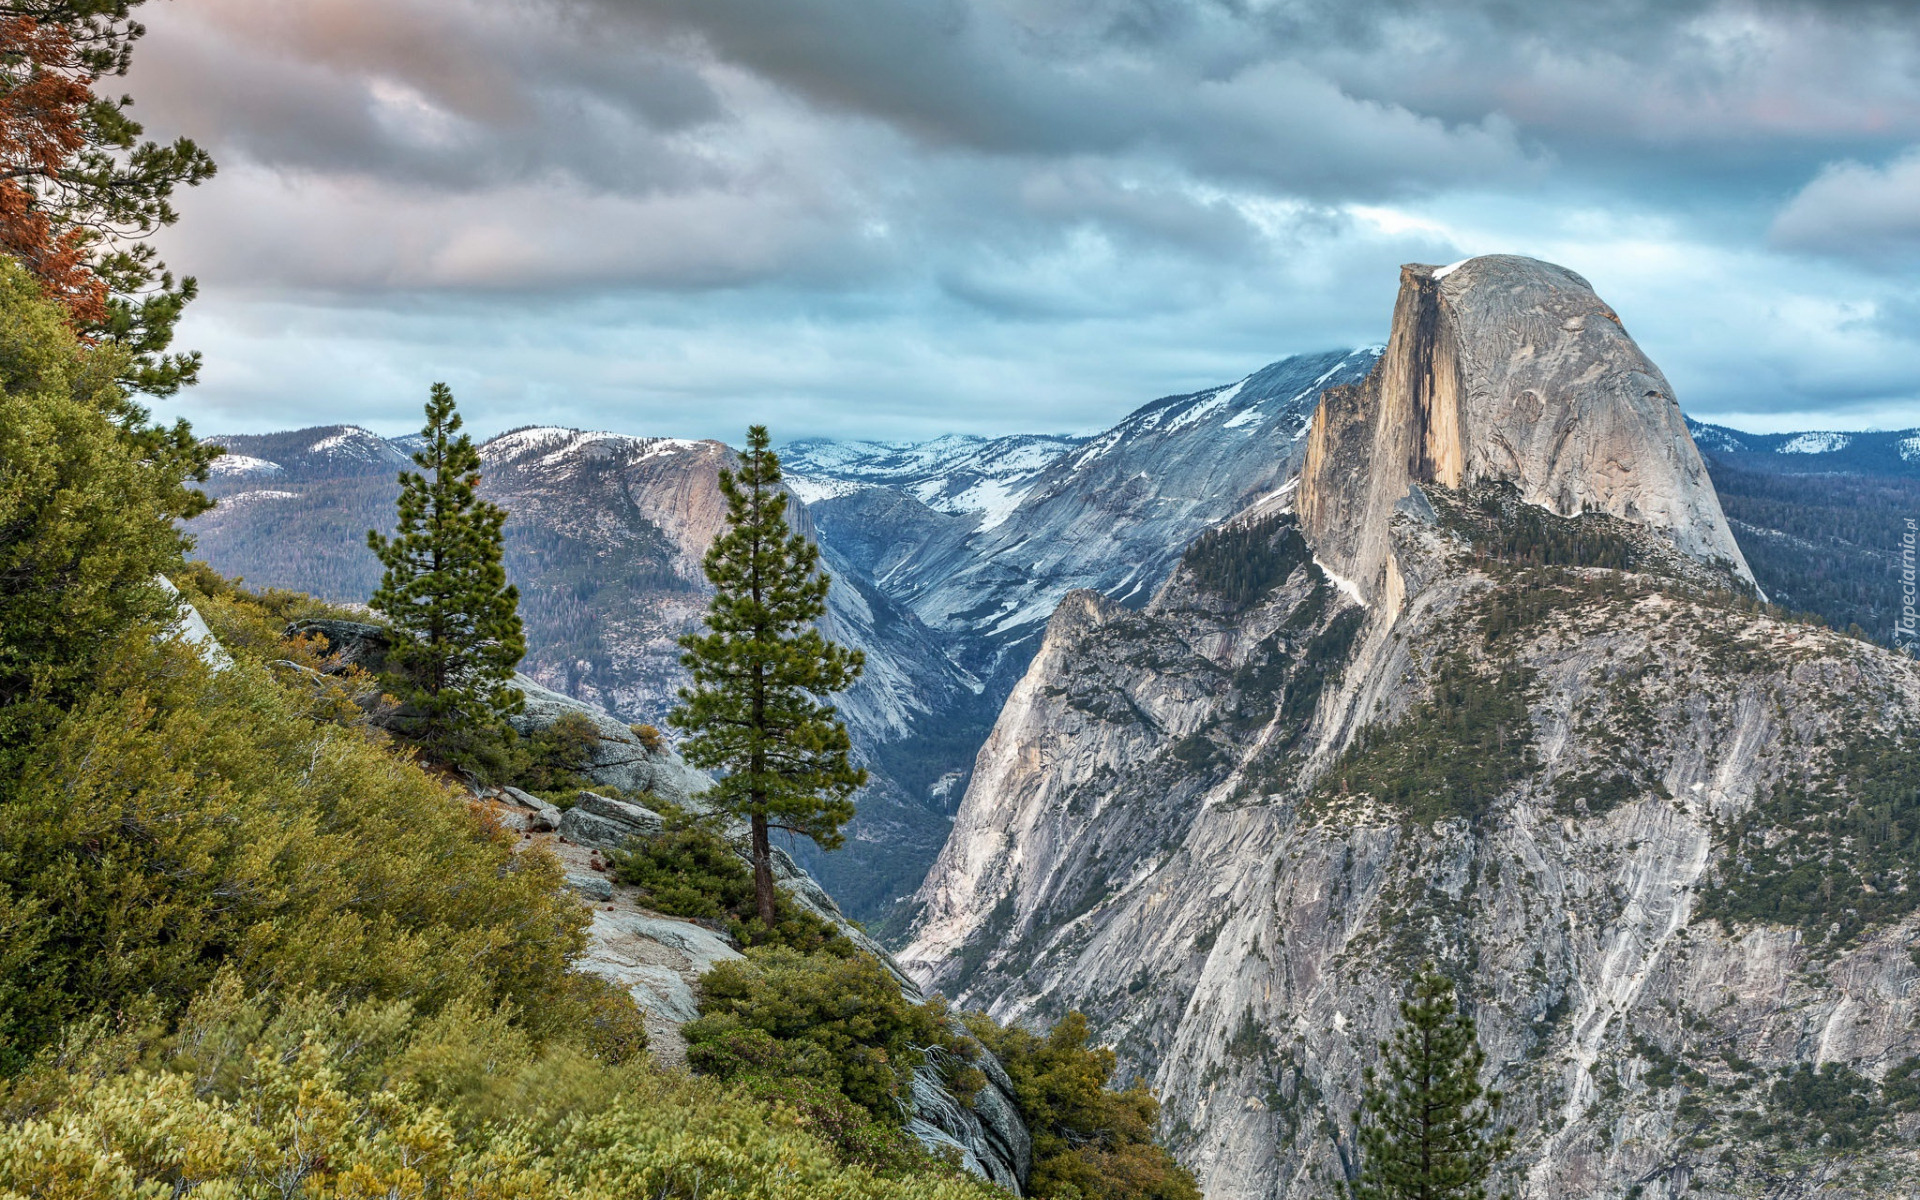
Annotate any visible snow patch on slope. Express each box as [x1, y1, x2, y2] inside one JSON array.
[[1686, 421, 1748, 455], [1313, 555, 1368, 608], [482, 427, 578, 461], [1162, 380, 1245, 435], [787, 475, 867, 505], [221, 489, 301, 507], [952, 478, 1032, 532], [307, 428, 403, 463], [208, 454, 284, 477], [1778, 431, 1852, 455]]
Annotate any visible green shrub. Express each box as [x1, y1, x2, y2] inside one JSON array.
[[965, 1011, 1200, 1200], [0, 633, 593, 1072], [514, 710, 602, 794], [0, 258, 216, 743], [611, 805, 852, 953], [685, 946, 966, 1124], [613, 804, 756, 919]]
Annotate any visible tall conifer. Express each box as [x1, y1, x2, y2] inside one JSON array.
[[367, 383, 524, 764], [1347, 967, 1512, 1200], [671, 425, 866, 929]]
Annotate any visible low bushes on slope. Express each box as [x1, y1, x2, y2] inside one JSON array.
[[0, 977, 998, 1200], [0, 633, 600, 1071], [1318, 652, 1538, 825], [1702, 729, 1920, 948]]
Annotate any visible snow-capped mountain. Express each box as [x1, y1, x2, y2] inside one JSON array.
[[203, 424, 412, 479]]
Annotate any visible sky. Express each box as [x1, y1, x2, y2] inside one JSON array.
[[129, 0, 1920, 442]]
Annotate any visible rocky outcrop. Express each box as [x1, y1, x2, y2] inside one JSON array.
[[284, 618, 711, 804], [509, 675, 709, 804], [908, 1047, 1033, 1190], [906, 258, 1920, 1200], [522, 802, 1036, 1190], [1298, 257, 1753, 607], [556, 791, 665, 849]]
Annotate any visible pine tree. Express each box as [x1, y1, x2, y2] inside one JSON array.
[[367, 383, 525, 765], [0, 255, 211, 745], [671, 425, 866, 930], [1347, 967, 1512, 1200]]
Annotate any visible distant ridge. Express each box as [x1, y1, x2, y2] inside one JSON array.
[[1686, 417, 1920, 476]]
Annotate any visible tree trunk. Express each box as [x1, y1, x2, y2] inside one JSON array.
[[751, 810, 777, 930]]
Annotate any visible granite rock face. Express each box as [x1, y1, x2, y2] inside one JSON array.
[[1299, 257, 1754, 608], [509, 675, 709, 805], [906, 258, 1920, 1200]]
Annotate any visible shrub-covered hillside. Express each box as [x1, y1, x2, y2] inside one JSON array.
[[0, 251, 1013, 1197]]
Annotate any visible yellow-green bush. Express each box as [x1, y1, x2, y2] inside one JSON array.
[[0, 978, 1002, 1200], [171, 560, 368, 659], [0, 258, 215, 739]]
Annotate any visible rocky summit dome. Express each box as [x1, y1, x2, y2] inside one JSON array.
[[1299, 254, 1754, 608]]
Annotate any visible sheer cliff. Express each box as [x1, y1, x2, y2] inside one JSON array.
[[904, 257, 1920, 1200]]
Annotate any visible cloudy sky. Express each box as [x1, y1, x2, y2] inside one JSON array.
[[132, 0, 1920, 441]]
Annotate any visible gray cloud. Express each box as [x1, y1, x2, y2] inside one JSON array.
[[127, 0, 1920, 439]]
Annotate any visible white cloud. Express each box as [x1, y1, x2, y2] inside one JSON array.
[[1771, 147, 1920, 265]]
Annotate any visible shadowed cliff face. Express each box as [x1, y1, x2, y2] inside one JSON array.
[[1300, 257, 1754, 607], [906, 258, 1920, 1200]]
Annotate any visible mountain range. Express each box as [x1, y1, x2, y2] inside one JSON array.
[[185, 252, 1920, 1198], [189, 329, 1918, 938]]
